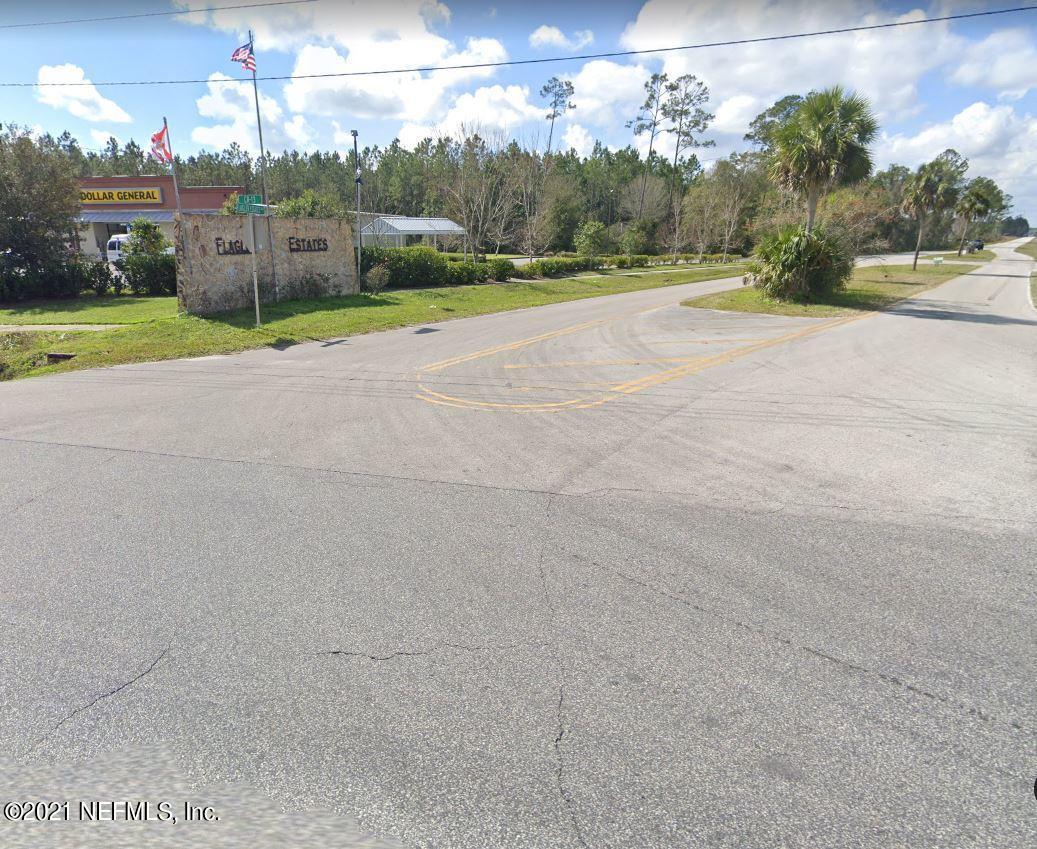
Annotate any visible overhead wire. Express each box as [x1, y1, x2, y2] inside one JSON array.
[[7, 4, 1037, 88]]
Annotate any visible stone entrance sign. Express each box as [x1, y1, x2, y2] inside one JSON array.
[[175, 214, 357, 315]]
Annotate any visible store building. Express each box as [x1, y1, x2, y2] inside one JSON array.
[[76, 176, 243, 259]]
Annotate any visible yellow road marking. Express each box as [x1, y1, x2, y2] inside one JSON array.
[[610, 314, 863, 394], [417, 387, 593, 410], [419, 305, 664, 373], [501, 357, 698, 370], [415, 286, 882, 413]]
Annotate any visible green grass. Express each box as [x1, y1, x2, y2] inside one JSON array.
[[928, 249, 996, 262], [1013, 238, 1037, 260], [682, 263, 975, 318], [0, 295, 178, 325], [0, 264, 743, 381]]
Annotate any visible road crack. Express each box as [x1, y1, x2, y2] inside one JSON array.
[[33, 628, 175, 750], [582, 556, 1026, 734], [318, 641, 536, 661], [553, 684, 589, 848]]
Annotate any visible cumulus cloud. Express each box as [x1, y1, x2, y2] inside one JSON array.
[[36, 64, 131, 123], [951, 28, 1037, 100], [397, 84, 543, 146], [880, 101, 1037, 217], [562, 123, 594, 157], [565, 60, 650, 128], [192, 73, 314, 154], [174, 0, 451, 53], [283, 36, 506, 123], [178, 0, 504, 125], [529, 25, 594, 50], [621, 1, 964, 122], [89, 129, 122, 148]]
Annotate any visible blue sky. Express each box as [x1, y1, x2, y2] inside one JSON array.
[[3, 0, 1037, 217]]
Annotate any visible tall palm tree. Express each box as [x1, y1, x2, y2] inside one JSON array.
[[903, 160, 959, 270], [954, 189, 989, 256], [771, 86, 878, 232]]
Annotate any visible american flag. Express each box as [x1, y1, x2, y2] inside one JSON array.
[[231, 42, 256, 72]]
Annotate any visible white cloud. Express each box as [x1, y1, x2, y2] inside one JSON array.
[[621, 1, 964, 123], [283, 115, 315, 150], [565, 60, 650, 128], [192, 72, 311, 154], [880, 101, 1037, 218], [35, 64, 131, 123], [397, 83, 543, 146], [712, 95, 759, 135], [562, 123, 594, 157], [174, 0, 451, 53], [89, 129, 122, 148], [952, 28, 1037, 100], [529, 25, 593, 50], [283, 36, 507, 123]]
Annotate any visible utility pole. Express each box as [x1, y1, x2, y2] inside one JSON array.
[[248, 29, 269, 205], [352, 129, 362, 287]]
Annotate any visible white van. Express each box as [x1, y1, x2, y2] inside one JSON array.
[[105, 233, 132, 262]]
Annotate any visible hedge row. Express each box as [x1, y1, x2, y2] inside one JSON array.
[[0, 254, 177, 302], [359, 247, 512, 288]]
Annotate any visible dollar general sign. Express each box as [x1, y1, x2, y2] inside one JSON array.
[[80, 187, 164, 204]]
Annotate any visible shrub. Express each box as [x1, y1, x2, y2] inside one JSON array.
[[125, 217, 169, 256], [85, 259, 116, 296], [574, 221, 611, 257], [117, 253, 177, 296], [620, 219, 659, 256], [0, 255, 82, 302], [359, 246, 393, 275], [362, 263, 390, 295], [384, 246, 450, 288], [488, 257, 515, 281], [746, 227, 853, 301]]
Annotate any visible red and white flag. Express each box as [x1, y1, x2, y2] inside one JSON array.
[[150, 124, 173, 164]]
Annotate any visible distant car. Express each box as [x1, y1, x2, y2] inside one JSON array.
[[967, 239, 984, 253]]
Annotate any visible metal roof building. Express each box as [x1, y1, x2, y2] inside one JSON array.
[[360, 215, 466, 248]]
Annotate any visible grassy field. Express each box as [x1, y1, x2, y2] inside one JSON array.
[[1013, 238, 1037, 260], [1017, 239, 1037, 305], [682, 263, 975, 318], [928, 249, 996, 262], [0, 295, 177, 325], [0, 263, 743, 381]]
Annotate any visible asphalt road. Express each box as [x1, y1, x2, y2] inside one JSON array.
[[1, 241, 1035, 848]]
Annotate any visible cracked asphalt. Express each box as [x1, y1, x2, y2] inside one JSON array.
[[1, 240, 1036, 848]]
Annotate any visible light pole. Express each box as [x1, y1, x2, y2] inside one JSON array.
[[352, 129, 362, 288]]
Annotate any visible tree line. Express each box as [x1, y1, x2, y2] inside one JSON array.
[[2, 76, 1027, 291]]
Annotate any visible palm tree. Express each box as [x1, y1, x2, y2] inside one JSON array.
[[955, 188, 989, 256], [903, 160, 959, 270], [771, 86, 878, 232], [954, 176, 1004, 255]]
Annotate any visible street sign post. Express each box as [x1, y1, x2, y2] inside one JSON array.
[[235, 194, 264, 215]]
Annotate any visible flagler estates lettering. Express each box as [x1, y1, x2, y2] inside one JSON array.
[[287, 236, 329, 253], [214, 237, 251, 256]]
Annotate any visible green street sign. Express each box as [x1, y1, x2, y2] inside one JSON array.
[[235, 194, 263, 213]]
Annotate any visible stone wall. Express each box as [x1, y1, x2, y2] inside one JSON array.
[[176, 214, 357, 315]]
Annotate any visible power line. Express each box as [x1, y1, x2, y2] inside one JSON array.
[[8, 3, 1037, 88], [0, 0, 318, 30]]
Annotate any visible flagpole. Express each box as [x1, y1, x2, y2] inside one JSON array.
[[248, 29, 269, 206], [162, 117, 191, 279], [163, 117, 183, 217]]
